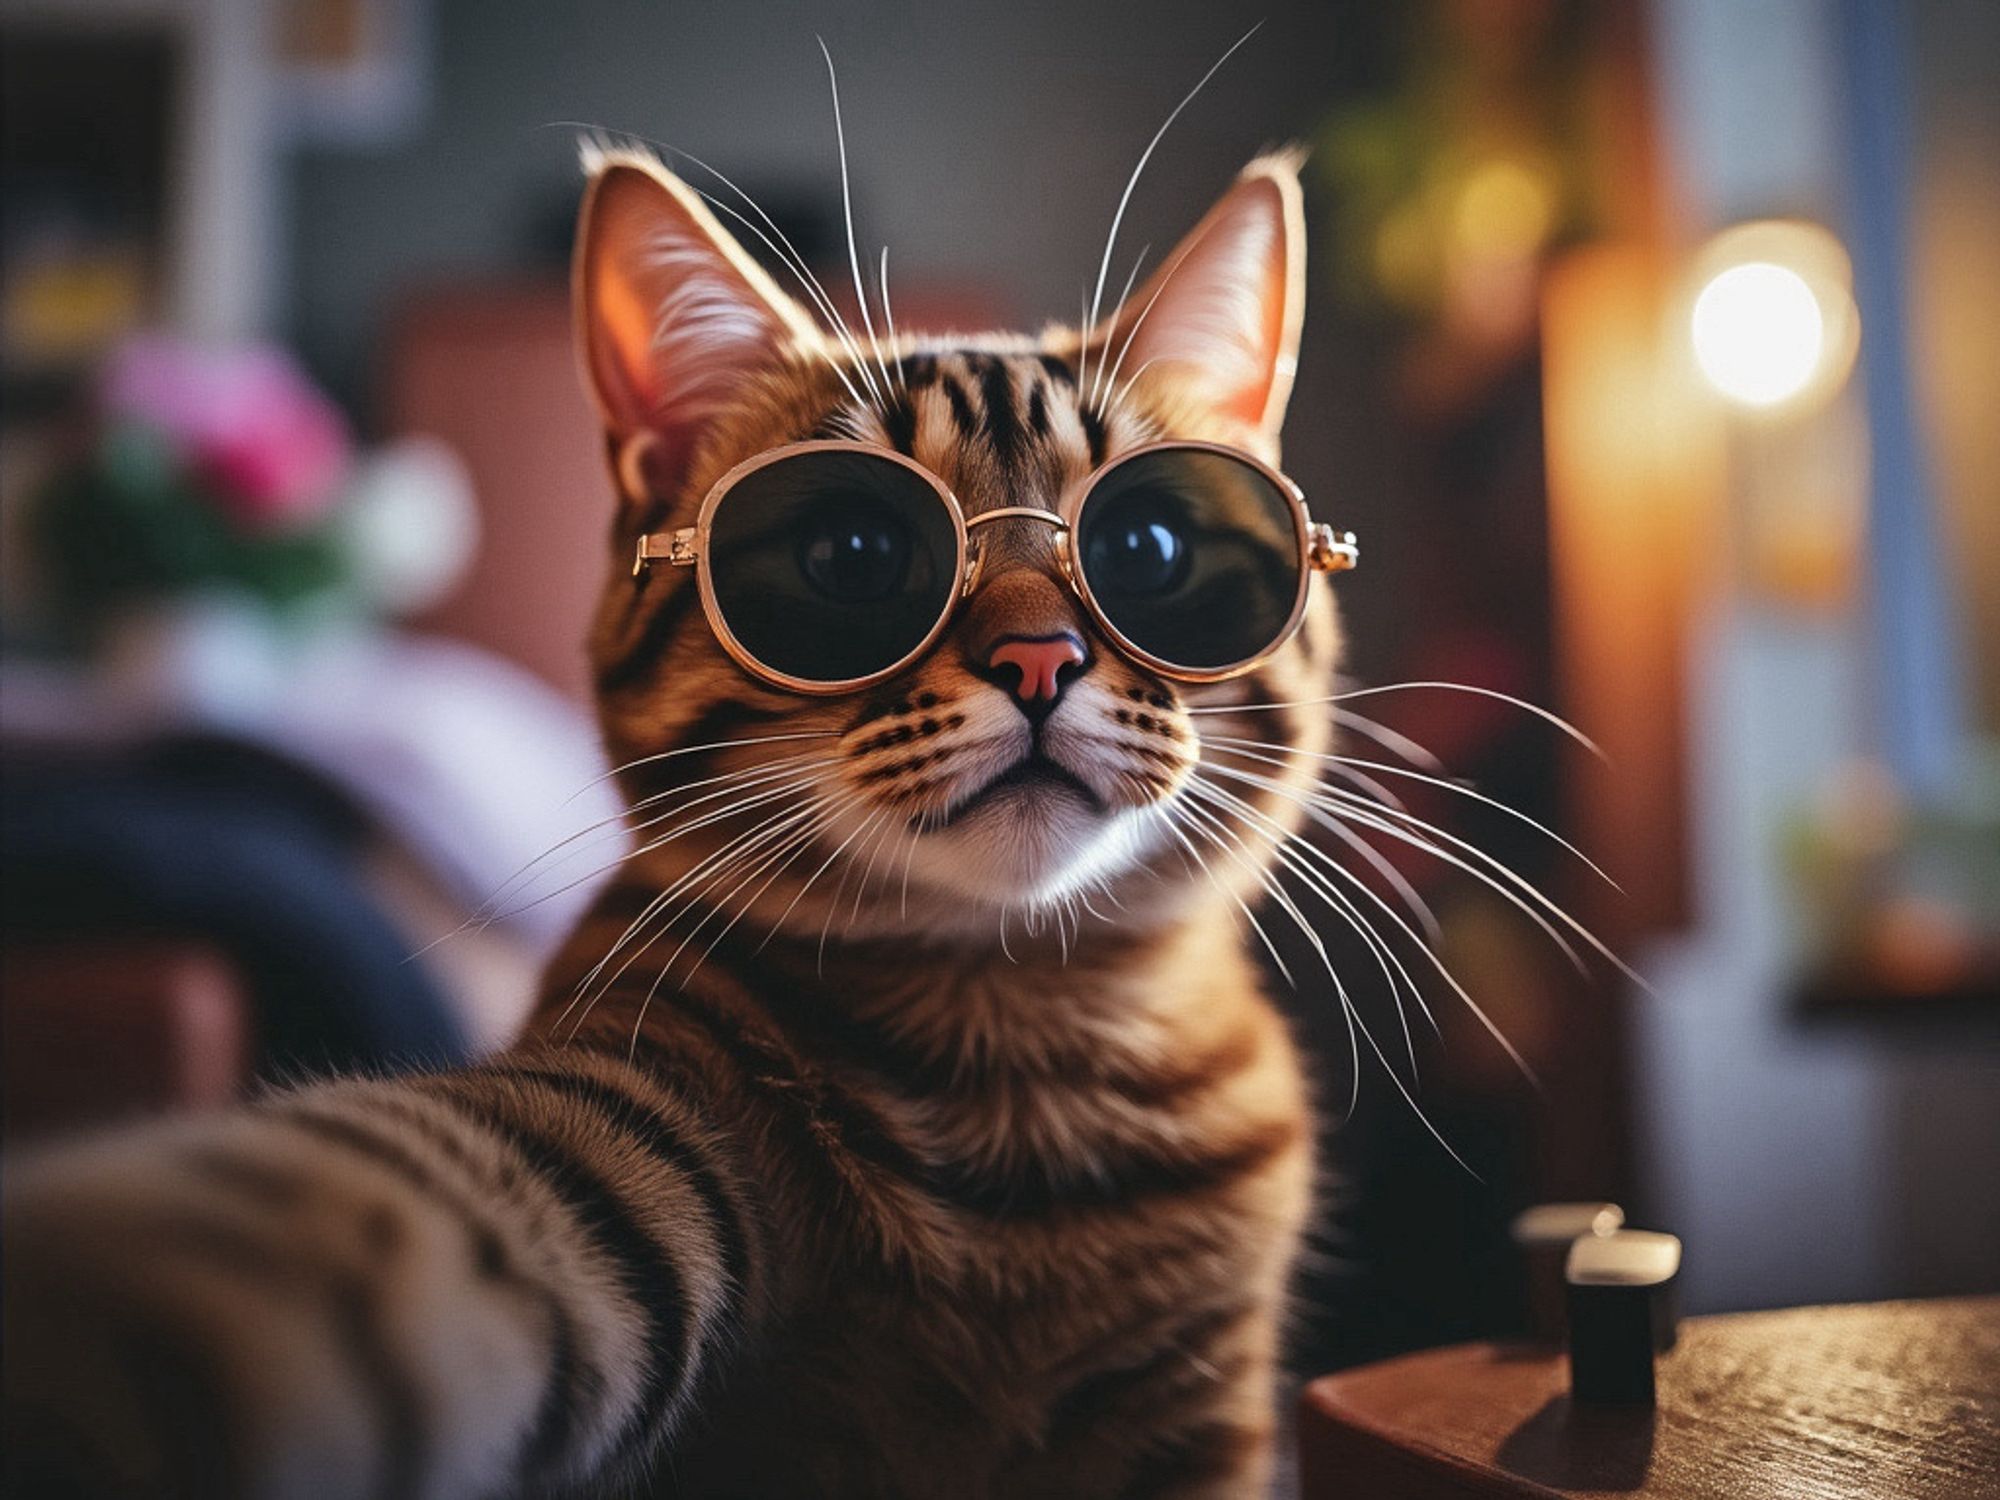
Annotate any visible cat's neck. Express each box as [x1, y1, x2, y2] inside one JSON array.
[[528, 870, 1260, 1071]]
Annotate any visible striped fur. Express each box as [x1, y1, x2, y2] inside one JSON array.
[[3, 151, 1335, 1498]]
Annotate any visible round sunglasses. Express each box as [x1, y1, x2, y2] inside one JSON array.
[[632, 439, 1358, 694]]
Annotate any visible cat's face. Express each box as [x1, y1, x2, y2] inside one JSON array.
[[576, 149, 1336, 941]]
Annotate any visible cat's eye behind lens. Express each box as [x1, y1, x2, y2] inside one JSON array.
[[1070, 446, 1308, 676], [702, 447, 963, 689]]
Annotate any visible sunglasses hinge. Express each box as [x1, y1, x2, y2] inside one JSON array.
[[1307, 522, 1360, 574], [633, 527, 699, 577]]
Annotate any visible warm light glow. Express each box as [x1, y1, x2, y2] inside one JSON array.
[[1686, 221, 1859, 415], [1692, 262, 1824, 407], [1453, 158, 1555, 261]]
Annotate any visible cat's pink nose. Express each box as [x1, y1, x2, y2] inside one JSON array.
[[988, 634, 1085, 703]]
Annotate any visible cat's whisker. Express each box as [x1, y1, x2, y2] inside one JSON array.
[[558, 788, 839, 1040], [1082, 23, 1261, 403], [1197, 762, 1574, 1082], [1328, 707, 1447, 772], [1303, 777, 1645, 992], [668, 821, 839, 1017], [1179, 733, 1439, 939], [578, 730, 840, 800], [1157, 800, 1294, 989], [1078, 285, 1094, 396], [1205, 757, 1592, 979], [1203, 735, 1621, 890], [667, 791, 864, 1000], [462, 752, 837, 940], [558, 812, 808, 1043], [817, 40, 896, 411], [1179, 784, 1376, 1116], [654, 146, 876, 394], [877, 247, 907, 396], [812, 807, 894, 974], [505, 765, 838, 948], [694, 191, 879, 410], [898, 807, 931, 919], [1187, 681, 1605, 762], [563, 126, 879, 409], [1087, 241, 1152, 411], [1183, 783, 1479, 1169], [626, 801, 850, 1056], [1176, 797, 1328, 991], [844, 804, 904, 933], [590, 793, 841, 1040], [1094, 251, 1189, 417], [1107, 356, 1166, 422], [1186, 776, 1434, 1078]]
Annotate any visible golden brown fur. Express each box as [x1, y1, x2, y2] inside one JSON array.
[[4, 146, 1338, 1499]]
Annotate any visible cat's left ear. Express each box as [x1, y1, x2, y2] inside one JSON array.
[[1084, 150, 1306, 447], [574, 147, 824, 504]]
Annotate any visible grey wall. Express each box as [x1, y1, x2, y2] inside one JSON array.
[[285, 0, 1382, 416]]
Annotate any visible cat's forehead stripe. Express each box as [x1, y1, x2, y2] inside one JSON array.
[[829, 348, 1124, 500]]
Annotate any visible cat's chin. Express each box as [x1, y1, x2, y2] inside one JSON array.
[[899, 792, 1161, 908]]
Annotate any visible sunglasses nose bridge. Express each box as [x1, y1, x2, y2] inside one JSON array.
[[959, 506, 1074, 598]]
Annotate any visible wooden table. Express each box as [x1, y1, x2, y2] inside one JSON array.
[[1299, 1297, 2000, 1499]]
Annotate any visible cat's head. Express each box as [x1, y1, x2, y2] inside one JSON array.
[[574, 147, 1340, 943]]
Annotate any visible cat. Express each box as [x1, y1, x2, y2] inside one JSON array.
[[2, 141, 1346, 1499]]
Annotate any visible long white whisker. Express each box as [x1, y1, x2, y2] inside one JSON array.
[[665, 791, 864, 993], [1094, 246, 1194, 415], [626, 804, 846, 1054], [1206, 758, 1591, 977], [502, 766, 837, 938], [1087, 241, 1151, 410], [575, 730, 839, 800], [1204, 736, 1621, 890], [817, 39, 895, 409], [814, 808, 892, 973], [1176, 797, 1325, 992], [1187, 777, 1432, 1075], [554, 793, 830, 1041], [1200, 762, 1582, 1083], [1182, 784, 1471, 1162], [569, 779, 844, 1004], [1082, 24, 1261, 398], [1188, 682, 1604, 760], [877, 246, 906, 395], [694, 191, 877, 409], [1329, 707, 1447, 771], [1159, 801, 1293, 988], [663, 147, 874, 391], [1108, 356, 1168, 419]]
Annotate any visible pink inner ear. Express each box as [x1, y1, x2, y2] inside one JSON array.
[[576, 158, 817, 481], [1091, 168, 1300, 434]]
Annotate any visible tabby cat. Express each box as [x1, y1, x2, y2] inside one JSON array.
[[3, 143, 1352, 1498]]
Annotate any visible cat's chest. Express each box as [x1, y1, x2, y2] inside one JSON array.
[[833, 1007, 1314, 1344]]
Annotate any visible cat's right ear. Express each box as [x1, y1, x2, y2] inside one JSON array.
[[574, 148, 821, 504]]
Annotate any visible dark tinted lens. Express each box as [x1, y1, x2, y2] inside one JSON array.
[[1076, 448, 1302, 671], [706, 450, 958, 683]]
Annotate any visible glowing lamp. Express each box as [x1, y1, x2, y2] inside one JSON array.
[[1687, 221, 1858, 414]]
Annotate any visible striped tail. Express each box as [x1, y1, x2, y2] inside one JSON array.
[[2, 1047, 759, 1500]]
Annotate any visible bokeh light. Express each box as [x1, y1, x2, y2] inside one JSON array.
[[1687, 220, 1860, 414]]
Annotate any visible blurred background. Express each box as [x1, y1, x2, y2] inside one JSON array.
[[2, 0, 1995, 1381]]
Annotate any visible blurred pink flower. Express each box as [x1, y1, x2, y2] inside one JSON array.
[[102, 336, 351, 530]]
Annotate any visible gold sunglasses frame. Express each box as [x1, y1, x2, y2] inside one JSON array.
[[633, 438, 1357, 696]]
